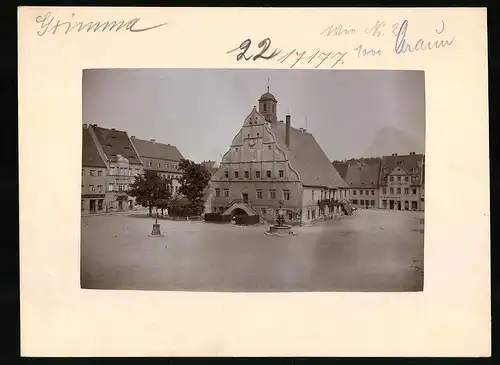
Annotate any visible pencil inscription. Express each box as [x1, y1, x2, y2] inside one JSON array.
[[35, 12, 168, 36]]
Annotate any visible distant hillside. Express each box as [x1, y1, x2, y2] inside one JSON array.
[[364, 126, 423, 158]]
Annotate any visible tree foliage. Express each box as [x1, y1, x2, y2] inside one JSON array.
[[128, 170, 173, 215], [178, 159, 211, 216]]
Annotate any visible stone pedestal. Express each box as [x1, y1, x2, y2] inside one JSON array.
[[149, 223, 163, 237], [265, 224, 297, 237]]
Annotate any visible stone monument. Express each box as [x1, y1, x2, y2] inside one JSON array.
[[265, 201, 296, 236]]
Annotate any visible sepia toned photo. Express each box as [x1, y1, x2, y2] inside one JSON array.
[[81, 69, 425, 292]]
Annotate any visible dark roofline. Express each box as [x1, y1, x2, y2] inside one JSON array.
[[303, 184, 339, 189]]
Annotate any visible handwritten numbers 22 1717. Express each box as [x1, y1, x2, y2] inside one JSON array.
[[227, 38, 348, 69]]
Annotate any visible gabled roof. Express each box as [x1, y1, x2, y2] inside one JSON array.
[[131, 138, 184, 161], [269, 120, 347, 189], [344, 161, 381, 188], [82, 127, 106, 168], [90, 125, 142, 164], [332, 161, 349, 181], [380, 153, 424, 173], [379, 153, 424, 184]]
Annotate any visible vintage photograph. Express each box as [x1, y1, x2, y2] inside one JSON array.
[[81, 69, 425, 292]]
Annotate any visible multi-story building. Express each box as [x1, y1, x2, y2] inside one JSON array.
[[378, 152, 425, 211], [205, 89, 348, 224], [81, 127, 107, 213], [420, 161, 425, 210], [201, 160, 219, 177], [333, 159, 381, 209], [85, 124, 144, 212], [130, 137, 184, 195]]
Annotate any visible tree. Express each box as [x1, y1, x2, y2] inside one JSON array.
[[178, 159, 211, 216], [128, 170, 172, 216]]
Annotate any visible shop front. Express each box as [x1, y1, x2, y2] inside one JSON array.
[[81, 194, 106, 214]]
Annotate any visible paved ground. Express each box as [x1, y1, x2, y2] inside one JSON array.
[[81, 209, 424, 292]]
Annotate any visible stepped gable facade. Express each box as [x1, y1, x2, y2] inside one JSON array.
[[206, 88, 349, 224]]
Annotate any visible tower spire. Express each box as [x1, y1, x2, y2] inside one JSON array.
[[267, 78, 270, 93]]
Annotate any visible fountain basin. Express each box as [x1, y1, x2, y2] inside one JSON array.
[[265, 224, 297, 236]]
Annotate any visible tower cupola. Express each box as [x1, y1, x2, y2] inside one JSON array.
[[258, 85, 278, 123]]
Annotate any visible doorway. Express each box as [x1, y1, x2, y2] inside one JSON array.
[[89, 199, 96, 213], [231, 208, 247, 217], [118, 201, 123, 211], [397, 201, 401, 210], [389, 200, 394, 209], [242, 193, 248, 204], [404, 201, 409, 210]]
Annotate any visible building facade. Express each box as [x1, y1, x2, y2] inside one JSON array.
[[378, 152, 425, 211], [205, 89, 348, 224], [84, 124, 144, 212], [333, 159, 381, 209], [131, 137, 184, 195], [201, 160, 219, 177], [81, 127, 107, 214]]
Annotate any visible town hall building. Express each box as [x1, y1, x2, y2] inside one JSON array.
[[205, 89, 350, 224]]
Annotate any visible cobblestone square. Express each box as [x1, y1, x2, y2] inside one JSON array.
[[81, 209, 424, 292]]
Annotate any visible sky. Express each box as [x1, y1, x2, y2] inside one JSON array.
[[82, 69, 425, 163]]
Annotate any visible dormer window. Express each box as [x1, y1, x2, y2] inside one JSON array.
[[257, 133, 260, 137]]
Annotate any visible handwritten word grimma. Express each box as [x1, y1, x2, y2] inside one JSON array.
[[35, 12, 168, 36], [227, 38, 347, 69]]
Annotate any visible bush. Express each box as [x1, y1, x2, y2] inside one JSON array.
[[234, 215, 260, 225], [204, 213, 231, 223]]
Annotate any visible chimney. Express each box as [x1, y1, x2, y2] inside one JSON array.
[[111, 128, 116, 131], [151, 138, 156, 143], [285, 115, 291, 147], [83, 124, 88, 128], [131, 136, 135, 139]]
